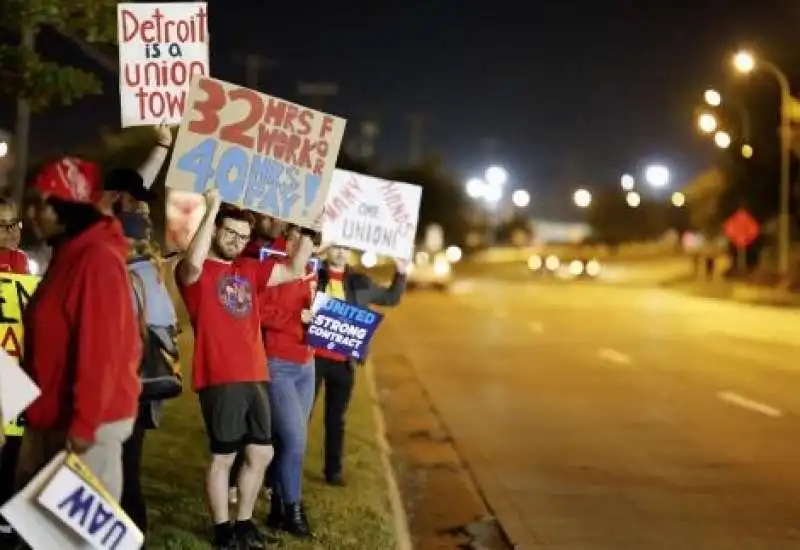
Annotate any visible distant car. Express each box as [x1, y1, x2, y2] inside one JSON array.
[[527, 254, 601, 279], [407, 250, 453, 291]]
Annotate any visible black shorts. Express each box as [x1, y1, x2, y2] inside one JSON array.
[[198, 382, 272, 454]]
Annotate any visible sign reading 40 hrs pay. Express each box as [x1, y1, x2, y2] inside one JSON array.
[[166, 76, 347, 229]]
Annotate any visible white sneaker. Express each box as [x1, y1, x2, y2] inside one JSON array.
[[228, 487, 238, 504]]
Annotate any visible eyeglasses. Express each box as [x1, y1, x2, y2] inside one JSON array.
[[0, 220, 22, 232], [221, 226, 249, 244]]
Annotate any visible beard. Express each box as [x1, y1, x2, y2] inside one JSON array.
[[211, 239, 239, 261]]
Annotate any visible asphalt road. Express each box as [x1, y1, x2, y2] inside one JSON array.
[[371, 277, 800, 550]]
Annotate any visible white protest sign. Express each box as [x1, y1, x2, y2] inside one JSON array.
[[166, 76, 346, 229], [0, 348, 40, 422], [2, 452, 143, 550], [322, 169, 422, 260], [117, 2, 209, 127]]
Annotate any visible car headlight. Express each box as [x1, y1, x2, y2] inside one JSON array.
[[527, 255, 543, 270], [585, 259, 601, 276], [544, 255, 560, 271], [569, 260, 584, 276], [433, 258, 451, 276]]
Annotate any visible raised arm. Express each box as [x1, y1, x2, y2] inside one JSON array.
[[267, 233, 314, 286], [137, 123, 173, 188], [177, 189, 221, 286], [367, 258, 409, 306]]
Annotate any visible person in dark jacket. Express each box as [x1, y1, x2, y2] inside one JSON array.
[[16, 157, 141, 499], [313, 246, 408, 485]]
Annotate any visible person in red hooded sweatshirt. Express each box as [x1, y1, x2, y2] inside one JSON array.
[[14, 157, 141, 501]]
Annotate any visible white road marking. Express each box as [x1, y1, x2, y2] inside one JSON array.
[[717, 391, 783, 418], [597, 348, 632, 365], [528, 321, 544, 333]]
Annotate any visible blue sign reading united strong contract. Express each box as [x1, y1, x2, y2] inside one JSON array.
[[307, 293, 383, 358]]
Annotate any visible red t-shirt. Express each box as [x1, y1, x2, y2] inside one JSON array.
[[0, 249, 30, 274], [178, 257, 272, 391]]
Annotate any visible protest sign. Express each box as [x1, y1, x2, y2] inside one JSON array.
[[0, 274, 39, 436], [322, 169, 422, 260], [166, 76, 346, 229], [118, 2, 209, 127], [307, 293, 383, 359], [2, 452, 143, 550]]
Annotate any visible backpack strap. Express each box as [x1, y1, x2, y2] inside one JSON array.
[[129, 269, 148, 344]]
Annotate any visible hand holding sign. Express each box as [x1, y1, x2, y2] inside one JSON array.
[[307, 293, 383, 358]]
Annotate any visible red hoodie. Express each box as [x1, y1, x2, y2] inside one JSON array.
[[259, 277, 314, 364], [23, 218, 140, 442]]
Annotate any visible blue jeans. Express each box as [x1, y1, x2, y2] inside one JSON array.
[[267, 356, 315, 503]]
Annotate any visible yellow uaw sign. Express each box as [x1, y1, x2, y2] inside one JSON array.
[[0, 274, 40, 436]]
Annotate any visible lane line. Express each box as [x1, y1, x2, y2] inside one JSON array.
[[596, 348, 632, 365], [717, 391, 783, 418], [528, 321, 544, 334]]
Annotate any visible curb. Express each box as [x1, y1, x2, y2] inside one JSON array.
[[364, 360, 414, 550]]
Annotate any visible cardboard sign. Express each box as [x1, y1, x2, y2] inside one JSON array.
[[1, 452, 143, 550], [0, 350, 40, 425], [166, 76, 347, 229], [307, 293, 383, 359], [117, 2, 209, 127], [322, 169, 421, 260]]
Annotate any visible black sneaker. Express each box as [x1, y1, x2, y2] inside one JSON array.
[[235, 520, 279, 548], [282, 502, 312, 539]]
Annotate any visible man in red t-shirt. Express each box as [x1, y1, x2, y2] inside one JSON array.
[[176, 190, 276, 550]]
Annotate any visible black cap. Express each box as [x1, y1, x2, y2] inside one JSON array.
[[104, 168, 157, 202]]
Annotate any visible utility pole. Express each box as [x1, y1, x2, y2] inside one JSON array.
[[408, 112, 426, 165], [13, 26, 35, 205], [234, 53, 277, 90], [297, 82, 338, 111]]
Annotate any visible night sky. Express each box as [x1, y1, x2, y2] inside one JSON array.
[[3, 0, 798, 218]]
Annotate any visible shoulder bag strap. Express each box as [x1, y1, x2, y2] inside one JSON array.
[[129, 269, 148, 343]]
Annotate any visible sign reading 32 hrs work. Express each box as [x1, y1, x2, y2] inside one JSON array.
[[307, 293, 383, 359], [322, 169, 422, 260], [117, 2, 209, 127], [166, 76, 347, 229]]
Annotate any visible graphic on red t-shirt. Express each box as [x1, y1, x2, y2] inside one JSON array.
[[178, 258, 269, 391]]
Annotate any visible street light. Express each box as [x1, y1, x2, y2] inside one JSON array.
[[741, 144, 754, 158], [644, 164, 670, 188], [620, 174, 635, 191], [626, 191, 641, 208], [697, 112, 718, 133], [704, 89, 722, 107], [671, 191, 686, 207], [511, 189, 530, 208], [573, 188, 592, 208], [466, 178, 485, 199], [484, 183, 502, 204], [485, 165, 508, 187], [732, 49, 792, 276], [714, 130, 732, 149]]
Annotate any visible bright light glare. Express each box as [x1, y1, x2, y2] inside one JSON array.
[[697, 113, 718, 134], [433, 257, 451, 276], [671, 191, 686, 207], [0, 142, 8, 158], [733, 51, 756, 74], [621, 174, 634, 191], [585, 259, 601, 277], [573, 188, 592, 208], [741, 144, 754, 159], [484, 184, 503, 203], [511, 189, 530, 208], [445, 245, 462, 263], [704, 89, 722, 107], [361, 251, 378, 268], [485, 165, 508, 186], [626, 191, 641, 208], [528, 255, 543, 270], [644, 164, 670, 188], [714, 130, 731, 149], [544, 255, 560, 270], [569, 260, 584, 276], [466, 178, 485, 199]]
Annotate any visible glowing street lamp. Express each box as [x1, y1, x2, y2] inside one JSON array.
[[714, 130, 731, 149], [733, 51, 756, 74], [741, 144, 754, 159], [511, 189, 530, 208], [573, 188, 592, 208], [466, 178, 486, 199], [671, 191, 685, 207], [484, 183, 503, 204], [644, 164, 670, 188], [485, 165, 508, 187], [704, 89, 722, 107], [620, 174, 635, 191], [697, 112, 718, 134], [625, 191, 641, 208]]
